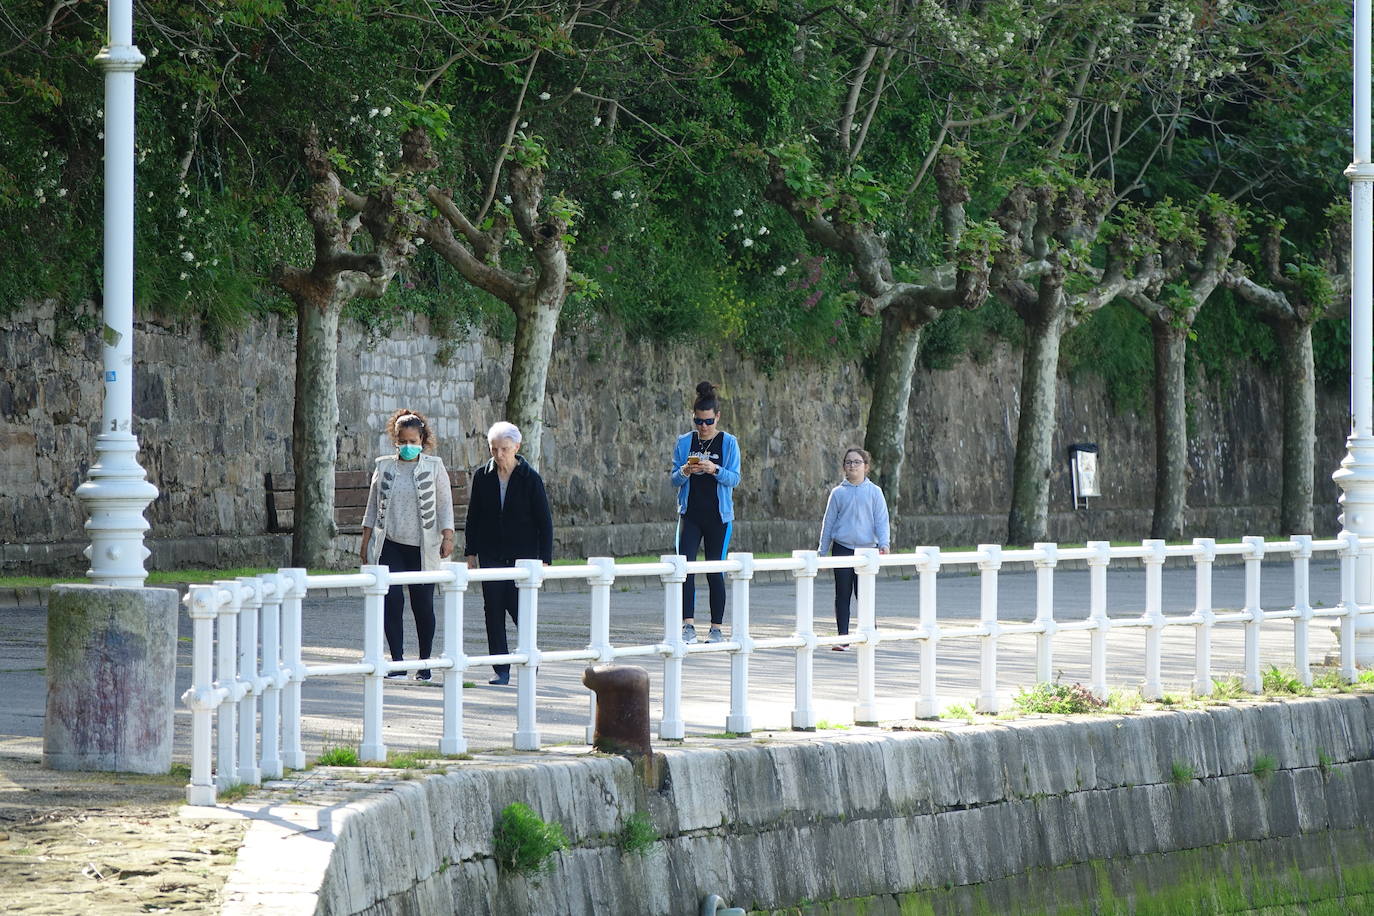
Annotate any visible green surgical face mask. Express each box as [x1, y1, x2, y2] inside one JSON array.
[[398, 444, 422, 461]]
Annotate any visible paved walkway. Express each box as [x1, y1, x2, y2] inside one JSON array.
[[0, 559, 1348, 761]]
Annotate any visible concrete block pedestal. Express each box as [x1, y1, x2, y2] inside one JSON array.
[[43, 584, 179, 774]]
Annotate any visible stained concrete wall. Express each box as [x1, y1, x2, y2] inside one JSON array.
[[298, 697, 1374, 915], [1, 300, 1349, 575]]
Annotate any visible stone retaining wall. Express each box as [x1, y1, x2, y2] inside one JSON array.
[[2, 301, 1350, 575], [227, 696, 1374, 915]]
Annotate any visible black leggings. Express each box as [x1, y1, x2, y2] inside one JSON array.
[[677, 515, 733, 625], [479, 555, 520, 677], [831, 543, 858, 636], [379, 539, 435, 664]]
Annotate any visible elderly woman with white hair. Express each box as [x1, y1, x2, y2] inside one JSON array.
[[464, 421, 554, 685]]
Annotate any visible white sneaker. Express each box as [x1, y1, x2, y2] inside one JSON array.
[[707, 626, 724, 643], [682, 623, 698, 644]]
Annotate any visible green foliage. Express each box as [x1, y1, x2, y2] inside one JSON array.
[[1211, 677, 1247, 700], [1169, 761, 1196, 786], [508, 131, 550, 171], [316, 745, 360, 767], [1062, 302, 1155, 413], [1104, 689, 1143, 715], [385, 750, 430, 770], [617, 812, 658, 857], [1013, 681, 1106, 716], [1252, 754, 1278, 781], [494, 803, 568, 875], [1262, 666, 1308, 695], [1317, 748, 1334, 776]]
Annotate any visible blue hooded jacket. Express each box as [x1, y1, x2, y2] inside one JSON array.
[[669, 430, 741, 523]]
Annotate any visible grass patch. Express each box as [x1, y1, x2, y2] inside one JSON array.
[[1104, 688, 1142, 714], [814, 719, 851, 731], [494, 803, 568, 874], [1169, 761, 1196, 786], [1358, 670, 1374, 686], [1253, 754, 1278, 781], [941, 703, 976, 721], [463, 681, 477, 688], [698, 732, 746, 740], [1013, 681, 1105, 715], [1312, 669, 1350, 691], [385, 750, 432, 769], [168, 762, 192, 778], [617, 812, 657, 857], [1262, 666, 1309, 696], [317, 745, 361, 767], [1317, 748, 1334, 777], [1211, 676, 1247, 700], [217, 782, 254, 803]]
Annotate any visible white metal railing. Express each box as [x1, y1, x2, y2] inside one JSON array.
[[180, 534, 1372, 805]]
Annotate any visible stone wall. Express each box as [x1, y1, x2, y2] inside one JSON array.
[[220, 696, 1374, 915], [0, 301, 1350, 574]]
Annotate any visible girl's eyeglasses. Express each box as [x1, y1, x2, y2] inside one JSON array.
[[843, 459, 866, 467]]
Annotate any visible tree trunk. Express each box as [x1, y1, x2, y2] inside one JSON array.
[[291, 300, 341, 568], [506, 293, 562, 469], [1276, 320, 1316, 535], [1006, 309, 1067, 545], [1150, 320, 1189, 541], [863, 307, 923, 517]]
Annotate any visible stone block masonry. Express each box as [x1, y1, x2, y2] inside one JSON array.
[[219, 696, 1374, 915], [1, 301, 1350, 574]]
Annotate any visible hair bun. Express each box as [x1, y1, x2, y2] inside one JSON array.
[[695, 381, 716, 397]]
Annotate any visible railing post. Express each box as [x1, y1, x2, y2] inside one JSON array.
[[1242, 536, 1266, 692], [585, 557, 617, 744], [235, 577, 263, 785], [915, 547, 941, 718], [791, 550, 819, 731], [513, 559, 545, 751], [360, 564, 389, 762], [1292, 535, 1314, 686], [1142, 539, 1166, 701], [1192, 539, 1216, 696], [439, 561, 469, 755], [1033, 543, 1057, 684], [660, 554, 688, 740], [1341, 532, 1360, 682], [212, 579, 242, 791], [1087, 541, 1111, 700], [278, 568, 307, 770], [258, 573, 283, 779], [854, 547, 881, 725], [726, 553, 755, 735], [183, 585, 222, 805], [977, 544, 1003, 713]]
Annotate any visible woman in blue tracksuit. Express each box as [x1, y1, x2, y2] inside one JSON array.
[[669, 381, 741, 644]]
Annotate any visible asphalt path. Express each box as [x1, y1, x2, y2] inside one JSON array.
[[0, 559, 1347, 762]]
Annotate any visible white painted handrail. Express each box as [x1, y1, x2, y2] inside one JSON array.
[[181, 534, 1373, 804]]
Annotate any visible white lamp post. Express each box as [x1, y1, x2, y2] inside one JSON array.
[[74, 0, 158, 587], [1335, 0, 1374, 664]]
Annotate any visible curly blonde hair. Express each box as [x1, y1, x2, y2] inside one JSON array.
[[385, 408, 434, 448]]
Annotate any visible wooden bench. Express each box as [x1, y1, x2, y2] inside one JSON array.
[[266, 468, 469, 535]]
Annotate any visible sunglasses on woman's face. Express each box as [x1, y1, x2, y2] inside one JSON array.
[[693, 417, 717, 425]]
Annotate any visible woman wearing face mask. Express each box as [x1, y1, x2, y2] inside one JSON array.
[[360, 408, 456, 681]]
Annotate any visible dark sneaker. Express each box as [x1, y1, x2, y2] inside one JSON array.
[[416, 669, 432, 681], [488, 673, 510, 686], [385, 670, 407, 679], [682, 623, 698, 644], [706, 626, 724, 643], [831, 644, 850, 652]]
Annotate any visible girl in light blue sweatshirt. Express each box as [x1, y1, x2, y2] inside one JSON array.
[[818, 448, 890, 648]]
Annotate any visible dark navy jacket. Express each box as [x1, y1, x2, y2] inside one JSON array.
[[463, 456, 554, 564]]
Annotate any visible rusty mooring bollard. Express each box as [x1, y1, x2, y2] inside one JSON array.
[[583, 665, 662, 787]]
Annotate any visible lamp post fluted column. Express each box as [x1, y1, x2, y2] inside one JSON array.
[[74, 0, 157, 586], [1335, 0, 1374, 663]]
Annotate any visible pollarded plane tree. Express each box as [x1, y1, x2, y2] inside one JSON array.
[[272, 127, 436, 567], [1119, 199, 1240, 541], [1222, 207, 1350, 536]]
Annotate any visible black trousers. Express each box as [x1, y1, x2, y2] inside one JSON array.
[[831, 543, 858, 637], [677, 514, 732, 625], [479, 555, 520, 677], [379, 539, 435, 665]]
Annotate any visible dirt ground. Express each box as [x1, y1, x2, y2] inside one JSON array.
[[0, 755, 245, 914]]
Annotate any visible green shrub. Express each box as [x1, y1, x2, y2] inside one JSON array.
[[317, 746, 361, 767], [618, 812, 657, 857], [494, 803, 568, 874], [1211, 677, 1246, 700], [1013, 682, 1105, 715], [1262, 666, 1307, 695]]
